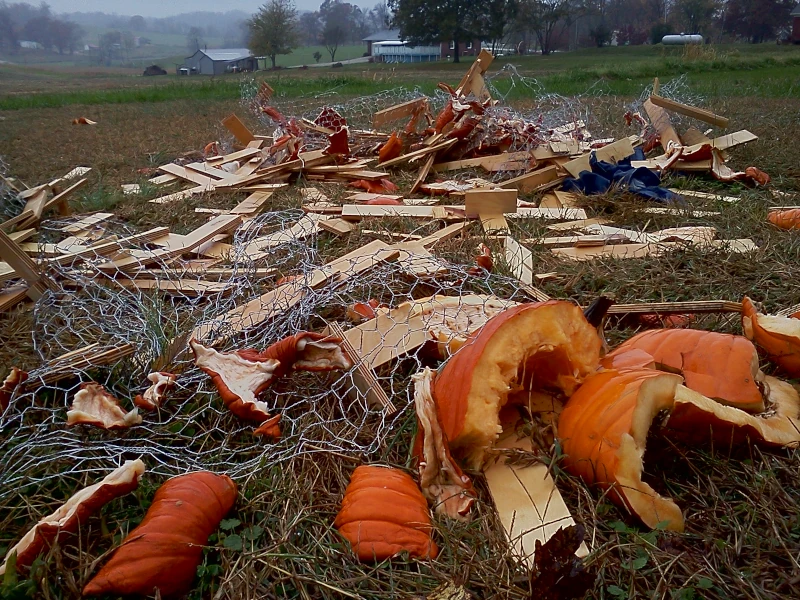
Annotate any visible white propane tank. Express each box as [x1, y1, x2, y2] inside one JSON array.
[[662, 34, 704, 45]]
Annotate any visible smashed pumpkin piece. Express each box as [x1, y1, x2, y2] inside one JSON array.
[[599, 348, 655, 371], [83, 471, 237, 597], [378, 131, 403, 163], [559, 369, 685, 531], [742, 296, 800, 377], [1, 367, 27, 412], [768, 208, 800, 231], [0, 460, 145, 576], [324, 127, 350, 155], [334, 465, 438, 561], [413, 368, 475, 520], [133, 372, 177, 411], [666, 377, 800, 448], [67, 383, 142, 429], [613, 329, 766, 413], [191, 333, 350, 433], [432, 301, 601, 469], [349, 178, 399, 194]]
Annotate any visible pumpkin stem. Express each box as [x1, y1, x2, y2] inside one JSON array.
[[583, 295, 616, 328]]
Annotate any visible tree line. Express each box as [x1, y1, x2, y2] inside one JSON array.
[[0, 2, 82, 54]]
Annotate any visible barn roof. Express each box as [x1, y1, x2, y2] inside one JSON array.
[[792, 3, 800, 16], [196, 48, 253, 62], [362, 29, 401, 42]]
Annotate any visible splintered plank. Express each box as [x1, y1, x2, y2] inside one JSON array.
[[638, 207, 721, 217], [61, 212, 114, 234], [0, 210, 35, 233], [433, 151, 535, 173], [456, 49, 494, 99], [464, 189, 517, 218], [643, 99, 681, 149], [340, 304, 429, 370], [97, 215, 241, 273], [34, 343, 135, 386], [410, 153, 436, 195], [327, 321, 396, 413], [393, 242, 447, 278], [607, 300, 743, 316], [341, 205, 449, 220], [499, 165, 561, 193], [552, 239, 757, 261], [372, 97, 428, 129], [418, 221, 471, 248], [504, 236, 551, 302], [148, 186, 208, 205], [563, 154, 590, 178], [0, 229, 50, 299], [546, 217, 613, 232], [0, 284, 29, 312], [594, 136, 636, 163], [242, 213, 329, 258], [508, 208, 587, 220], [711, 130, 757, 151], [649, 94, 729, 128], [111, 278, 231, 297], [47, 227, 170, 268], [668, 189, 738, 203], [345, 192, 404, 203], [484, 428, 587, 568], [192, 240, 399, 342], [319, 218, 356, 236], [158, 163, 216, 187], [206, 147, 261, 166], [222, 114, 255, 145]]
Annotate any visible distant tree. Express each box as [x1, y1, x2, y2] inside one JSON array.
[[129, 15, 146, 30], [723, 0, 794, 42], [98, 30, 121, 65], [50, 19, 82, 54], [320, 0, 351, 62], [390, 0, 483, 63], [248, 0, 299, 68], [516, 0, 579, 55], [589, 21, 611, 46], [0, 9, 19, 52], [485, 0, 517, 53], [673, 0, 718, 33], [369, 1, 392, 30], [186, 26, 203, 53], [298, 12, 321, 45], [23, 14, 52, 49], [121, 29, 135, 58], [650, 21, 674, 43], [313, 50, 322, 62]]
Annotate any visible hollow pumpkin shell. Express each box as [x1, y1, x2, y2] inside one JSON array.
[[613, 329, 766, 413], [83, 471, 237, 597], [432, 301, 601, 469], [334, 465, 438, 562], [558, 369, 685, 531], [767, 208, 800, 231], [742, 296, 800, 378]]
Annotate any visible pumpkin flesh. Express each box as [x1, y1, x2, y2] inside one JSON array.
[[433, 301, 601, 469], [67, 383, 142, 429], [613, 329, 766, 413], [83, 471, 237, 597], [0, 460, 145, 576], [742, 296, 800, 377], [334, 465, 438, 562], [558, 370, 684, 532]]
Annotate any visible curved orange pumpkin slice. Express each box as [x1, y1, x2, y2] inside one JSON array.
[[666, 376, 800, 447], [558, 369, 685, 532], [334, 465, 438, 562], [432, 301, 601, 469], [767, 208, 800, 231], [0, 460, 145, 576], [614, 329, 766, 413], [742, 297, 800, 378]]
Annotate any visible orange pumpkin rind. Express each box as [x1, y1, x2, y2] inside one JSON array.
[[0, 459, 145, 576], [83, 471, 237, 597], [768, 208, 800, 231], [742, 296, 800, 378], [334, 465, 438, 562], [133, 372, 177, 411], [67, 383, 142, 429], [413, 368, 476, 520], [558, 369, 685, 532], [0, 367, 28, 412], [432, 301, 602, 469], [612, 329, 766, 413]]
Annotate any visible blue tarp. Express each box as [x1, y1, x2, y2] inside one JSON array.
[[562, 147, 684, 204]]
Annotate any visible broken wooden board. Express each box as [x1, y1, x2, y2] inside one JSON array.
[[158, 164, 217, 188], [110, 278, 231, 297], [504, 237, 551, 302], [433, 151, 535, 173], [507, 208, 587, 221], [418, 222, 471, 248], [464, 189, 517, 218], [34, 343, 135, 387], [206, 147, 261, 166], [242, 213, 330, 259], [643, 99, 681, 150], [479, 214, 509, 234], [341, 205, 450, 220], [0, 229, 50, 299], [222, 114, 255, 145], [339, 305, 429, 370], [192, 240, 399, 342], [499, 165, 561, 194], [319, 218, 356, 236], [0, 284, 29, 312], [585, 224, 659, 244], [346, 192, 404, 203], [456, 49, 494, 100], [149, 186, 209, 205], [327, 321, 396, 413], [607, 300, 743, 316], [638, 207, 721, 217], [524, 234, 631, 248], [372, 97, 428, 129], [552, 238, 757, 261], [46, 227, 169, 268], [710, 130, 757, 151], [546, 217, 614, 232], [668, 189, 738, 203], [410, 153, 436, 195], [61, 212, 114, 235], [649, 94, 729, 129], [484, 426, 588, 569]]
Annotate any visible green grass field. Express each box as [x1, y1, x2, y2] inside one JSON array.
[[1, 42, 799, 600]]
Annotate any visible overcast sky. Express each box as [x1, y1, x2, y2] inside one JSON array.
[[46, 0, 330, 17]]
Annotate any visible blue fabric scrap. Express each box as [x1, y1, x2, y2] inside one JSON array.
[[562, 147, 684, 204]]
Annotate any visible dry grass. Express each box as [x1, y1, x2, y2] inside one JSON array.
[[1, 70, 800, 600]]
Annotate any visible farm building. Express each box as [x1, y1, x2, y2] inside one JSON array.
[[179, 48, 257, 75], [793, 3, 800, 43], [363, 29, 481, 62]]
